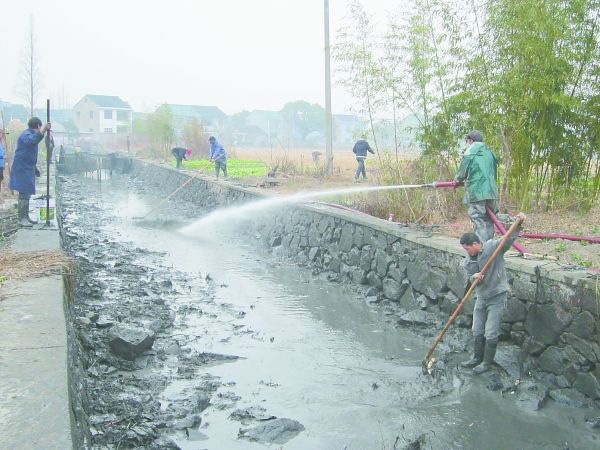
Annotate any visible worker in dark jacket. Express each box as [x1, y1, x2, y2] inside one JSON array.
[[171, 146, 187, 168], [459, 212, 526, 374], [352, 138, 375, 182], [9, 117, 50, 227], [455, 130, 499, 242]]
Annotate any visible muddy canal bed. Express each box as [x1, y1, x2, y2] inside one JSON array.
[[58, 174, 600, 449]]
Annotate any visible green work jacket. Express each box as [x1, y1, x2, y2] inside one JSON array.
[[454, 142, 498, 204]]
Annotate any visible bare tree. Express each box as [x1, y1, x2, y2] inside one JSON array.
[[17, 15, 43, 116]]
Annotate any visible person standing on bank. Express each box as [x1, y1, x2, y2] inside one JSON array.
[[9, 117, 50, 227], [0, 131, 5, 192], [352, 137, 375, 182], [208, 136, 227, 179], [171, 146, 187, 169], [460, 212, 526, 374], [454, 130, 499, 242]]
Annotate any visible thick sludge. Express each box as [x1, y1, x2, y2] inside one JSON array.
[[58, 173, 600, 449]]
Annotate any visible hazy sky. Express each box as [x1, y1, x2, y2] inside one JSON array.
[[1, 0, 396, 115]]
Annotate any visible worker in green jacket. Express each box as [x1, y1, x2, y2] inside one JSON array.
[[454, 130, 499, 242]]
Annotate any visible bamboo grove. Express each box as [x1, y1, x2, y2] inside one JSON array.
[[334, 0, 600, 210]]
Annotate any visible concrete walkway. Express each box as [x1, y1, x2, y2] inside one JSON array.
[[0, 165, 73, 449]]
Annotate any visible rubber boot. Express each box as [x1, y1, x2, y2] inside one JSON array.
[[461, 335, 485, 368], [24, 198, 38, 224], [473, 339, 498, 374], [18, 199, 33, 228]]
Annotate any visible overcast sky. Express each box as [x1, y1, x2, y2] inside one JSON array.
[[1, 0, 396, 115]]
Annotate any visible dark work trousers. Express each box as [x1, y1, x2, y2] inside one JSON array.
[[472, 291, 506, 340], [215, 161, 227, 178], [355, 157, 367, 179]]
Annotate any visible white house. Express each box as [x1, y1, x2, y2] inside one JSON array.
[[73, 95, 133, 135]]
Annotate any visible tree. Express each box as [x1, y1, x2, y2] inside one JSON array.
[[147, 105, 174, 159], [183, 118, 209, 157], [17, 15, 42, 117]]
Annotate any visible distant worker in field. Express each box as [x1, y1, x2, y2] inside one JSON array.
[[208, 136, 227, 179], [352, 137, 375, 182], [171, 146, 187, 169], [454, 130, 499, 242], [460, 212, 526, 374], [9, 117, 51, 227], [0, 131, 5, 191]]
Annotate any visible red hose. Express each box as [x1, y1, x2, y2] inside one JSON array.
[[486, 207, 529, 253], [433, 180, 463, 189], [521, 232, 600, 244]]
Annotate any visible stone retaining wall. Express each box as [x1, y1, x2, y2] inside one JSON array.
[[68, 156, 600, 400]]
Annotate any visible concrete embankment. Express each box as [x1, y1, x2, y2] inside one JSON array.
[[0, 165, 73, 449]]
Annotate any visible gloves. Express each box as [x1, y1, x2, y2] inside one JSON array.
[[35, 166, 41, 177]]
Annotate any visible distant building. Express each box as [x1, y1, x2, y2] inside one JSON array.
[[73, 95, 133, 135], [161, 104, 227, 134], [0, 101, 28, 124]]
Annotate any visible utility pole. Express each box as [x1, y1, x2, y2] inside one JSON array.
[[324, 0, 333, 176]]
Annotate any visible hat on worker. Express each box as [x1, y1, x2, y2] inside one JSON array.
[[466, 130, 484, 142]]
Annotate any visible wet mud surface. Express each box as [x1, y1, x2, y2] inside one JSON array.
[[59, 173, 600, 449]]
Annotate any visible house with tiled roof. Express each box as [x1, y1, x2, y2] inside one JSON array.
[[73, 95, 133, 135]]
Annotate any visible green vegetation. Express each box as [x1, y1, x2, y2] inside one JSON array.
[[183, 159, 269, 178], [571, 252, 593, 268], [555, 242, 567, 253], [334, 0, 600, 211]]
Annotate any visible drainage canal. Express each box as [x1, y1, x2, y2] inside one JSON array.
[[58, 171, 599, 449]]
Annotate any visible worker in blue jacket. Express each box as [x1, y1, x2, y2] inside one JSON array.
[[352, 138, 375, 182], [209, 136, 227, 179], [9, 117, 51, 227], [0, 130, 5, 192]]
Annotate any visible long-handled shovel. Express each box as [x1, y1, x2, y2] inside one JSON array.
[[134, 160, 213, 219], [422, 217, 524, 374]]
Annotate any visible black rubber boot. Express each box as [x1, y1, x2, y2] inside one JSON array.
[[24, 198, 38, 224], [473, 339, 498, 374], [461, 335, 485, 368], [18, 199, 33, 228]]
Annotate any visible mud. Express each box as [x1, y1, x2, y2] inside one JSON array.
[[58, 173, 600, 449]]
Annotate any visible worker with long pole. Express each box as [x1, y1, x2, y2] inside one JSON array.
[[44, 99, 54, 226], [424, 213, 526, 373]]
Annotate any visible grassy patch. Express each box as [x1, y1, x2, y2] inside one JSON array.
[[182, 159, 269, 177]]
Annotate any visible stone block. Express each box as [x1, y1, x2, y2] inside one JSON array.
[[388, 265, 405, 283], [512, 274, 538, 303], [108, 326, 155, 361], [346, 247, 360, 266], [382, 277, 403, 301], [573, 370, 600, 400], [406, 262, 447, 299], [339, 223, 354, 252], [566, 310, 597, 340], [561, 332, 600, 363], [525, 303, 572, 345], [503, 296, 527, 323], [537, 345, 585, 375], [358, 245, 372, 271], [366, 271, 382, 288], [375, 249, 392, 277]]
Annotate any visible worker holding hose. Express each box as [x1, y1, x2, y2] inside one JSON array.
[[455, 130, 499, 242], [459, 212, 526, 374]]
